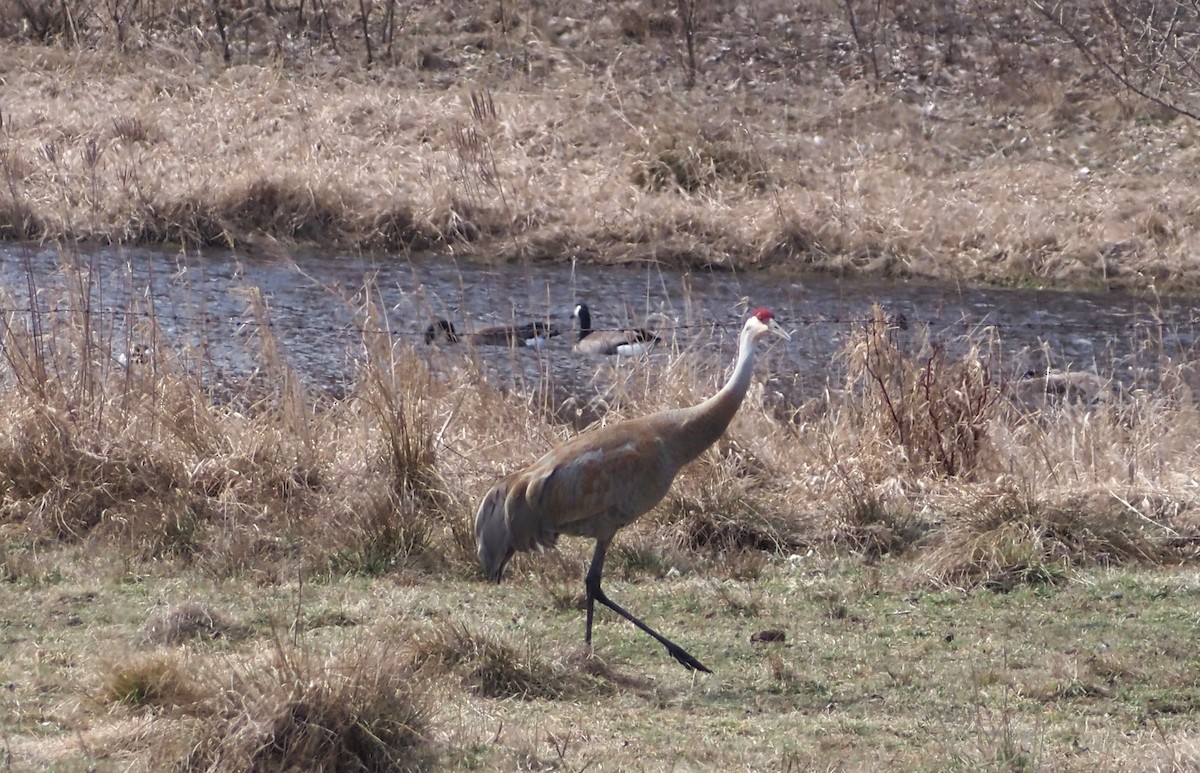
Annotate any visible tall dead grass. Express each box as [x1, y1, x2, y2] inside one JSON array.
[[1, 256, 1198, 596], [0, 258, 482, 581]]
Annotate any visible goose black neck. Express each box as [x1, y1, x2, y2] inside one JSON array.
[[575, 305, 593, 339], [425, 319, 458, 344]]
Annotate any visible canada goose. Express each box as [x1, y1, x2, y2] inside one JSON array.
[[423, 319, 559, 348], [572, 303, 661, 356], [476, 308, 791, 672], [1015, 369, 1108, 407]]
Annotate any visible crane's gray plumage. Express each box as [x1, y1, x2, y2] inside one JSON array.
[[572, 303, 661, 356], [475, 308, 790, 672]]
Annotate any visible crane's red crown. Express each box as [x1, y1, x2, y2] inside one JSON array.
[[751, 308, 775, 323]]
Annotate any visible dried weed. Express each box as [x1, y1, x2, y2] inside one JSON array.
[[407, 620, 608, 701], [186, 638, 432, 772]]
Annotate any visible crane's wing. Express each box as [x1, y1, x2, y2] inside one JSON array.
[[521, 429, 669, 532], [475, 424, 669, 582]]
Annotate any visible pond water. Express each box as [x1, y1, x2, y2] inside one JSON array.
[[1, 244, 1196, 404]]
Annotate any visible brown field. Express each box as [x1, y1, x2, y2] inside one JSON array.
[[3, 0, 1200, 290], [4, 2, 1200, 771]]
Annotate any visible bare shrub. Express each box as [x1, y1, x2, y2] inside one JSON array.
[[1032, 0, 1200, 123], [3, 0, 416, 65], [840, 0, 975, 79], [842, 305, 1003, 478], [618, 5, 680, 41], [9, 0, 86, 44]]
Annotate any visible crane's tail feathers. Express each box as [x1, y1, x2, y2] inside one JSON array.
[[476, 473, 561, 583], [475, 483, 513, 583]]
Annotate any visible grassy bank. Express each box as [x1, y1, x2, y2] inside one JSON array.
[[4, 1, 1200, 290], [1, 259, 1199, 769]]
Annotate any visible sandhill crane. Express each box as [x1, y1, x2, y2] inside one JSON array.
[[573, 303, 661, 356], [475, 308, 791, 672], [424, 319, 559, 348]]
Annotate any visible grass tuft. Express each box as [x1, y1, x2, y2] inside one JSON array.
[[918, 491, 1170, 590], [408, 620, 608, 701], [140, 602, 242, 645], [101, 652, 200, 709], [834, 489, 929, 560], [187, 638, 432, 772], [631, 126, 768, 193]]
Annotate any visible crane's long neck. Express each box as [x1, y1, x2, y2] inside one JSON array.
[[670, 323, 758, 465]]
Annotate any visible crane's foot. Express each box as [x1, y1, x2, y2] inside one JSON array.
[[665, 642, 712, 673]]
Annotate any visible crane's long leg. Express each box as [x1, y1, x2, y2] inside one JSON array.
[[584, 538, 712, 673]]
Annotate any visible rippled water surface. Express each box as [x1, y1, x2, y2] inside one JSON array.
[[2, 245, 1197, 401]]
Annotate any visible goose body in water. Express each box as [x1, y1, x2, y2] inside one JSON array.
[[424, 319, 559, 348], [572, 303, 661, 356]]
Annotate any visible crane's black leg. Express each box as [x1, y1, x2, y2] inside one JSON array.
[[584, 538, 712, 673]]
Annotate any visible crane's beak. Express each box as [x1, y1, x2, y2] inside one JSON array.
[[768, 318, 792, 341]]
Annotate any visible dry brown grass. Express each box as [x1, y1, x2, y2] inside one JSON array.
[[407, 619, 609, 701], [2, 258, 1200, 768], [3, 1, 1200, 289], [101, 652, 203, 710], [183, 638, 433, 772], [915, 489, 1173, 591], [3, 256, 1197, 588], [140, 602, 244, 645]]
